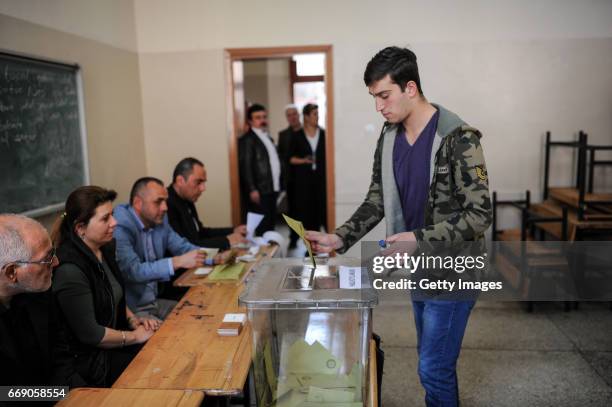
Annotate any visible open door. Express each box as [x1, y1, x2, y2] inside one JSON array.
[[225, 45, 335, 231]]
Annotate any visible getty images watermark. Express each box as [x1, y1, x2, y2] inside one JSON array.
[[370, 251, 502, 292], [360, 241, 612, 301]]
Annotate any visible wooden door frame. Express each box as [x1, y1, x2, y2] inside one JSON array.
[[225, 45, 335, 231]]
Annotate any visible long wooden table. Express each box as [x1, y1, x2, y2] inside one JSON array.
[[173, 244, 278, 287], [57, 388, 204, 407], [113, 283, 251, 395], [114, 244, 379, 406]]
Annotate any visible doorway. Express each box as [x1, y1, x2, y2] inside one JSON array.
[[225, 45, 335, 231]]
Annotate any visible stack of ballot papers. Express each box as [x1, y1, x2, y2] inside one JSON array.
[[217, 313, 246, 336], [260, 339, 364, 407], [207, 262, 246, 281]]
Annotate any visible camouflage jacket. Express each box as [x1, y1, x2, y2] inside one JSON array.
[[335, 104, 491, 253]]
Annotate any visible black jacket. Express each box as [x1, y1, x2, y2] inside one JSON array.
[[278, 126, 299, 189], [54, 235, 129, 387], [0, 291, 57, 386], [166, 186, 233, 250], [240, 129, 281, 195], [288, 128, 327, 230]]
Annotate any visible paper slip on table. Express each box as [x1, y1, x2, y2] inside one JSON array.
[[57, 388, 203, 407], [173, 244, 279, 287]]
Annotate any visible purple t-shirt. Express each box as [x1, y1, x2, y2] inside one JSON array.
[[393, 110, 439, 231]]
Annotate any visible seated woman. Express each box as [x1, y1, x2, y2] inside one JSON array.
[[51, 186, 160, 387]]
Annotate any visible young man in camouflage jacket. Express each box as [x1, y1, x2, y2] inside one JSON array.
[[306, 47, 491, 406]]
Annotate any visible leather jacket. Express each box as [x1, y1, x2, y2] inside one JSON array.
[[239, 130, 281, 195]]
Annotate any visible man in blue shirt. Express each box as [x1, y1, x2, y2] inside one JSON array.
[[114, 177, 206, 320]]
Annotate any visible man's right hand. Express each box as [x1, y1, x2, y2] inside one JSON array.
[[250, 190, 260, 205], [304, 231, 344, 253], [172, 249, 206, 269], [227, 231, 248, 246]]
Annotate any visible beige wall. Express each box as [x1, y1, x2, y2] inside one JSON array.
[[243, 59, 292, 143], [244, 60, 269, 116], [266, 59, 292, 143], [2, 1, 612, 247], [0, 13, 146, 229], [137, 49, 231, 225], [0, 0, 138, 51], [133, 0, 612, 250]]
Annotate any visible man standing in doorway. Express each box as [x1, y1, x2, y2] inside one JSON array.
[[240, 104, 282, 235], [277, 104, 302, 248], [306, 47, 491, 406]]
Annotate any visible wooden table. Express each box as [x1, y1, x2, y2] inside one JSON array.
[[113, 283, 251, 395], [173, 244, 278, 287], [57, 388, 203, 407], [531, 201, 612, 240]]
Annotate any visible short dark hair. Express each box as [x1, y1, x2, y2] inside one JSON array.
[[247, 103, 266, 121], [303, 103, 318, 117], [363, 46, 423, 94], [172, 157, 204, 184], [129, 177, 164, 205]]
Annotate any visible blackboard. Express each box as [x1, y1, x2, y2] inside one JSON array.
[[0, 52, 89, 216]]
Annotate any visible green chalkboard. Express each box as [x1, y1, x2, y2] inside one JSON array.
[[0, 52, 88, 216]]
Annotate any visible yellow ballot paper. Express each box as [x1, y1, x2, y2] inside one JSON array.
[[282, 213, 316, 268], [207, 262, 245, 281]]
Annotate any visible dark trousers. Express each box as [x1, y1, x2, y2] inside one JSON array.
[[248, 192, 278, 236], [413, 299, 475, 407]]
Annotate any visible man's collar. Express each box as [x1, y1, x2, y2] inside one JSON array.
[[252, 127, 268, 138], [128, 206, 148, 231]]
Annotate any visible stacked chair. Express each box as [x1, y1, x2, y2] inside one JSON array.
[[492, 131, 612, 312]]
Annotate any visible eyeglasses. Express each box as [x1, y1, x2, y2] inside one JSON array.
[[13, 247, 57, 267]]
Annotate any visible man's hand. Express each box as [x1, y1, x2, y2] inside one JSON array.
[[304, 231, 344, 253], [382, 232, 418, 257], [227, 231, 248, 246], [213, 249, 235, 265], [172, 249, 206, 269], [250, 190, 260, 205], [139, 317, 161, 331], [233, 224, 247, 235]]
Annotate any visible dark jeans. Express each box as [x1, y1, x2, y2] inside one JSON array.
[[248, 192, 278, 236], [412, 299, 476, 407]]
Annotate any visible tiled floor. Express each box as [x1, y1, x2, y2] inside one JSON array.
[[250, 224, 612, 406], [374, 295, 612, 406]]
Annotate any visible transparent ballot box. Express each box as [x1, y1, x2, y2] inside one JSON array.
[[239, 257, 378, 407]]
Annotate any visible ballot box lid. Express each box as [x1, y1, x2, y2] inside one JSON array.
[[239, 257, 378, 309]]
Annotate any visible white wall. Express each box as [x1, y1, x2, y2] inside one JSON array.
[[2, 1, 611, 243], [133, 0, 612, 240], [0, 0, 138, 51], [241, 59, 292, 142], [266, 59, 292, 143]]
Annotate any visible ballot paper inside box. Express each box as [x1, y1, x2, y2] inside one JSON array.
[[239, 258, 378, 407]]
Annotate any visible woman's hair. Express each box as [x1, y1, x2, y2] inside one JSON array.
[[303, 103, 318, 117], [51, 186, 117, 246]]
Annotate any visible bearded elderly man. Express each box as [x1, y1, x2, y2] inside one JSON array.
[[0, 214, 60, 386]]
